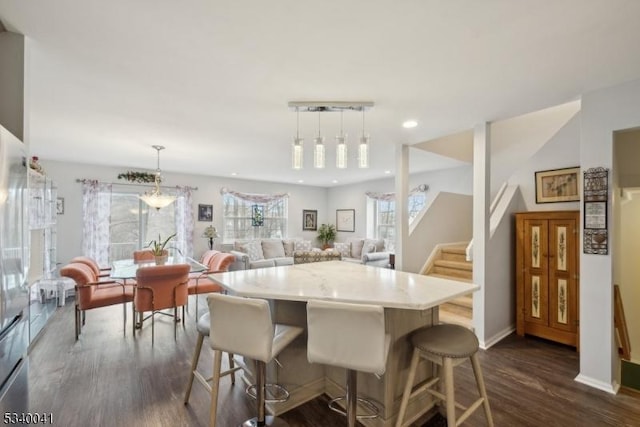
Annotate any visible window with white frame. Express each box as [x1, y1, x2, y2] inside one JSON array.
[[222, 191, 288, 241], [368, 188, 427, 242]]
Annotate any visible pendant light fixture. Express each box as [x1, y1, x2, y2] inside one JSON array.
[[358, 109, 370, 169], [336, 110, 347, 169], [288, 101, 373, 170], [313, 111, 325, 169], [292, 107, 304, 169], [139, 145, 176, 210]]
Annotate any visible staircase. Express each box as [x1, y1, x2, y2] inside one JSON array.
[[425, 245, 473, 329]]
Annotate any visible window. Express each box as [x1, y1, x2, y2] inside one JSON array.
[[222, 193, 288, 241], [109, 192, 176, 261], [370, 192, 427, 242]]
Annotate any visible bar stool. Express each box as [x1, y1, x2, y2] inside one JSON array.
[[207, 293, 303, 427], [396, 324, 494, 427], [306, 299, 390, 427], [183, 312, 242, 405]]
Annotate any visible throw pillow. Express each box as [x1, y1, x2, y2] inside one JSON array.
[[282, 239, 296, 257], [363, 238, 385, 254], [333, 242, 350, 258], [294, 240, 312, 252], [261, 239, 285, 259], [347, 238, 364, 259], [239, 240, 265, 261]]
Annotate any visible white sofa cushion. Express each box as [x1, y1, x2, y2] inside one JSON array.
[[347, 238, 365, 259], [262, 239, 285, 259], [239, 240, 264, 261], [333, 242, 350, 258], [282, 239, 296, 257]]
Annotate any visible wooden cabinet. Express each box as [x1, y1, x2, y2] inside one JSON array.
[[515, 211, 579, 347]]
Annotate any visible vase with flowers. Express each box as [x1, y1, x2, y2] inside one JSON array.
[[146, 233, 177, 265], [317, 223, 337, 250]]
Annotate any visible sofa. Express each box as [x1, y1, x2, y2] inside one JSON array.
[[229, 239, 315, 270], [332, 237, 392, 268]]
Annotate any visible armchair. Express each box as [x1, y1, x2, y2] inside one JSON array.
[[187, 251, 234, 315], [133, 264, 190, 344], [60, 262, 134, 340]]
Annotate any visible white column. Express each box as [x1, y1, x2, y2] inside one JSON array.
[[395, 144, 409, 271], [472, 123, 490, 344]]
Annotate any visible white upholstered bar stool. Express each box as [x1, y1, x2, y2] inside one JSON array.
[[183, 312, 242, 405], [395, 324, 494, 427], [207, 293, 304, 427], [306, 299, 391, 427]]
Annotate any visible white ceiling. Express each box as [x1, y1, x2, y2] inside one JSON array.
[[1, 1, 640, 187]]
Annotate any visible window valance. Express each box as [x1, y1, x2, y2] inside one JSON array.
[[220, 188, 289, 203], [365, 184, 429, 201]]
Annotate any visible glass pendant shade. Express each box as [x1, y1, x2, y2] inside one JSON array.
[[336, 135, 347, 168], [139, 145, 176, 210], [292, 137, 304, 169], [313, 136, 325, 169], [358, 135, 369, 168]]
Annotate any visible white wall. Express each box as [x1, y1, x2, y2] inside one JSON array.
[[578, 77, 640, 393], [506, 114, 581, 212], [41, 159, 328, 263], [327, 165, 473, 243]]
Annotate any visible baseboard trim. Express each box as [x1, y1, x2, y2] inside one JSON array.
[[574, 373, 618, 394], [479, 325, 515, 350]]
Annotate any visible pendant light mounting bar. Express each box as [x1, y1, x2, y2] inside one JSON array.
[[288, 101, 374, 112]]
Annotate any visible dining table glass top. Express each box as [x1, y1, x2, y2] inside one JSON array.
[[110, 256, 206, 280]]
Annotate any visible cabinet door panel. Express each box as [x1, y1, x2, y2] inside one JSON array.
[[523, 220, 548, 325], [549, 219, 578, 333]]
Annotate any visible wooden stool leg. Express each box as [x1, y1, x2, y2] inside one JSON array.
[[209, 350, 222, 427], [443, 357, 456, 427], [184, 333, 205, 404], [470, 353, 494, 427], [396, 348, 421, 427]]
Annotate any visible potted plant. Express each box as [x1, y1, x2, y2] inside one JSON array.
[[317, 223, 336, 250], [146, 233, 177, 265]]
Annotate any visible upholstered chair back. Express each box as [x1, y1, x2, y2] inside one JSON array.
[[200, 250, 220, 267], [208, 252, 235, 273], [133, 249, 157, 262], [135, 264, 190, 312], [69, 256, 102, 278], [60, 262, 96, 307]]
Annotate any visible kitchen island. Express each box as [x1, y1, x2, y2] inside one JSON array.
[[210, 261, 477, 426]]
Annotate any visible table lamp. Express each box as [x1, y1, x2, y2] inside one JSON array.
[[202, 226, 220, 250]]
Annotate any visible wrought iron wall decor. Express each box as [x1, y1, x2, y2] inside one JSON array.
[[583, 167, 608, 255], [252, 204, 264, 227]]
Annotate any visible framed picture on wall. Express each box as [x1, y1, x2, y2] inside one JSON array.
[[56, 197, 64, 215], [535, 167, 580, 203], [198, 204, 213, 221], [302, 210, 317, 231], [336, 209, 355, 232]]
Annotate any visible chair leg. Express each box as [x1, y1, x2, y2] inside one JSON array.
[[396, 348, 421, 427], [443, 357, 456, 427], [132, 304, 136, 337], [75, 305, 80, 340], [228, 353, 236, 385], [209, 350, 223, 427], [122, 302, 127, 336], [471, 353, 494, 427], [82, 310, 86, 326], [151, 312, 155, 346], [346, 369, 358, 427], [184, 332, 205, 404]]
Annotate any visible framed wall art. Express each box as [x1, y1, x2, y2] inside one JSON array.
[[336, 209, 355, 232], [56, 197, 64, 215], [302, 210, 317, 231], [535, 167, 580, 203], [198, 204, 213, 222]]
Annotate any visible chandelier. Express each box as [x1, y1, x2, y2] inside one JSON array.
[[289, 101, 374, 169], [139, 145, 176, 210]]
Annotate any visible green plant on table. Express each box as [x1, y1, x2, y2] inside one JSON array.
[[146, 233, 177, 256], [317, 223, 337, 248]]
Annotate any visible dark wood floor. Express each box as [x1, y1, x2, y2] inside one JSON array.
[[28, 298, 640, 426]]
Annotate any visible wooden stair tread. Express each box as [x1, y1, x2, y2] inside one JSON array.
[[438, 309, 473, 330], [433, 259, 473, 270], [427, 273, 472, 283], [441, 246, 467, 254]]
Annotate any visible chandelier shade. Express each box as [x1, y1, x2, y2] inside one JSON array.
[[288, 101, 373, 170], [139, 145, 176, 210]]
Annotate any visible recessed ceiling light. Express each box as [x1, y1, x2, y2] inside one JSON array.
[[298, 180, 304, 183], [231, 172, 237, 176], [402, 120, 418, 129], [332, 180, 338, 184], [384, 170, 391, 174]]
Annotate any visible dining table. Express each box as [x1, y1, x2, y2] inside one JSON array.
[[209, 260, 478, 427]]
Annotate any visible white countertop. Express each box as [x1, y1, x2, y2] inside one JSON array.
[[209, 261, 478, 310]]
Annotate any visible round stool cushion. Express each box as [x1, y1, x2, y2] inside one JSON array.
[[411, 324, 478, 358], [197, 312, 210, 336]]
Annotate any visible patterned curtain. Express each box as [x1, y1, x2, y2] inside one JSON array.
[[81, 180, 112, 265], [220, 187, 289, 203], [174, 186, 194, 258]]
